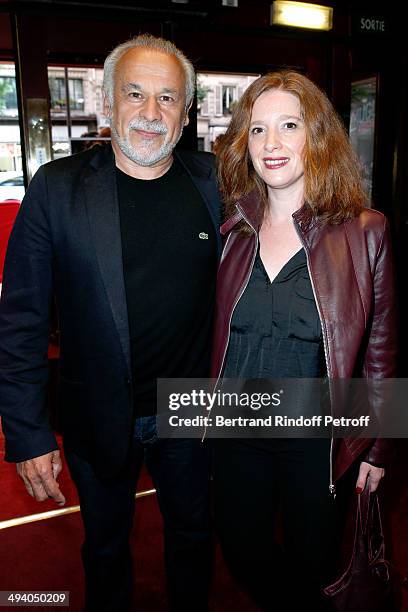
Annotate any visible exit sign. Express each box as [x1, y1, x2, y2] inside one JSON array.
[[352, 14, 389, 35]]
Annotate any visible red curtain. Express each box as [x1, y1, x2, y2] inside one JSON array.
[[0, 200, 20, 284]]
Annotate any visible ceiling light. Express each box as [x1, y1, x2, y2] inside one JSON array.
[[271, 1, 333, 31]]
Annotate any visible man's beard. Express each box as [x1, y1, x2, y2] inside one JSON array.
[[110, 117, 183, 167]]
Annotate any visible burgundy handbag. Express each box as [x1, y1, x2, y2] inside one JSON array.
[[323, 486, 395, 612]]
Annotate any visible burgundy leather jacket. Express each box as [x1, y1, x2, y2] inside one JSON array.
[[211, 191, 396, 492]]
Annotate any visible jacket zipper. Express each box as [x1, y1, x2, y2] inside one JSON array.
[[201, 206, 258, 442], [293, 219, 336, 497]]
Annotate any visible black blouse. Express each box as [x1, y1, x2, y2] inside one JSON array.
[[224, 247, 326, 379]]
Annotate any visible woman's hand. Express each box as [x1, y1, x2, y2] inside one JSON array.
[[355, 461, 384, 493]]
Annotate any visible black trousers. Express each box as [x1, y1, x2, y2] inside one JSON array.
[[65, 422, 212, 612], [213, 437, 347, 612]]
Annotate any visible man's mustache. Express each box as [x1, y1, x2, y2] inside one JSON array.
[[128, 119, 168, 135]]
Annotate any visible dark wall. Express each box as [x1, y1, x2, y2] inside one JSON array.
[[0, 11, 12, 53]]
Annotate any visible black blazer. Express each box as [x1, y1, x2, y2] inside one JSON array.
[[0, 144, 221, 477]]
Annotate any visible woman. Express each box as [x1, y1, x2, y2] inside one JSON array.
[[211, 71, 396, 611]]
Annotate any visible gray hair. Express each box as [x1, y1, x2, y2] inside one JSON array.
[[103, 33, 195, 110]]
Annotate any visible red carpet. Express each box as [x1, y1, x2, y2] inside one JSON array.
[[0, 499, 259, 612], [0, 427, 258, 611], [1, 426, 407, 611]]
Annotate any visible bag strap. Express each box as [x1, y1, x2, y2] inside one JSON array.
[[362, 487, 408, 589], [324, 485, 408, 596]]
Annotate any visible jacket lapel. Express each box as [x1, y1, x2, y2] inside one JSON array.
[[175, 150, 222, 257], [83, 146, 131, 374], [82, 146, 221, 376]]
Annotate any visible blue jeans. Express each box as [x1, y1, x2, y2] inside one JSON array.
[[65, 416, 211, 612]]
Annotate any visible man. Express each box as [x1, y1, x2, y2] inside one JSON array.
[[0, 34, 220, 611]]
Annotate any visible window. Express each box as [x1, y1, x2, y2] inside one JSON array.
[[69, 79, 84, 111], [49, 77, 66, 109], [0, 63, 23, 177], [222, 85, 236, 115], [0, 76, 18, 112], [48, 66, 107, 159], [197, 72, 259, 152], [49, 76, 84, 111]]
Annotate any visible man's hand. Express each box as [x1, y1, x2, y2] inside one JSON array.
[[355, 461, 384, 494], [16, 450, 66, 506]]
